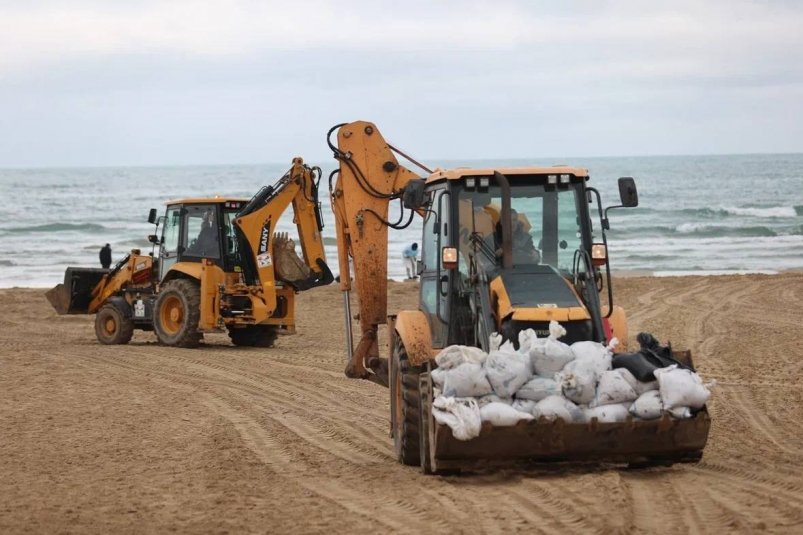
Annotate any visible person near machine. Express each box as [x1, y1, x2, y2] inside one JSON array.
[[192, 209, 219, 257], [99, 243, 112, 269], [495, 209, 540, 264], [402, 242, 419, 279]]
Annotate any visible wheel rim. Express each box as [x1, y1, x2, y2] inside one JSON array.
[[160, 295, 184, 335], [103, 316, 117, 335]]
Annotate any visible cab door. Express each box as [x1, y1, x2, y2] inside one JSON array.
[[419, 188, 451, 348], [159, 205, 182, 280]]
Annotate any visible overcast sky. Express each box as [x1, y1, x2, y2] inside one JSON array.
[[1, 0, 801, 167]]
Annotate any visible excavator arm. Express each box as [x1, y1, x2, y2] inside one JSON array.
[[328, 121, 428, 383], [234, 158, 333, 315]]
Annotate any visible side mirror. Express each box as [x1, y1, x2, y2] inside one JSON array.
[[402, 179, 427, 210], [617, 177, 638, 208], [148, 208, 158, 224], [148, 234, 160, 244]]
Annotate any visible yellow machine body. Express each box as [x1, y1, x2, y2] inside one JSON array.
[[329, 120, 710, 473]]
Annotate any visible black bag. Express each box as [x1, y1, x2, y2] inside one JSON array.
[[612, 333, 692, 382]]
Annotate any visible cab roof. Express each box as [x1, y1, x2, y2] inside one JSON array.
[[164, 195, 249, 206], [425, 166, 589, 184]]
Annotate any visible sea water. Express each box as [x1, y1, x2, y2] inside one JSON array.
[[1, 154, 801, 288]]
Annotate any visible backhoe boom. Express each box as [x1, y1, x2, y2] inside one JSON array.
[[329, 121, 425, 383]]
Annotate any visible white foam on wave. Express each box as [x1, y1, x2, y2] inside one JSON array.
[[653, 269, 779, 277], [675, 222, 707, 233], [722, 206, 797, 218], [609, 234, 803, 251]]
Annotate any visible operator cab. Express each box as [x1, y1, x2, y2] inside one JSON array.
[[148, 198, 247, 280], [417, 168, 637, 351]]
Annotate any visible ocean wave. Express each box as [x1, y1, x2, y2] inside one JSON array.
[[721, 206, 798, 218], [3, 223, 108, 233], [0, 260, 15, 267], [658, 206, 799, 218], [614, 224, 780, 238], [674, 223, 777, 237]]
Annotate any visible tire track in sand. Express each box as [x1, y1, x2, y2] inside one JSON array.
[[200, 395, 443, 532], [718, 386, 803, 456], [79, 351, 391, 465], [72, 349, 448, 532]]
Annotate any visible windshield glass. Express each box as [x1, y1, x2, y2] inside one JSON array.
[[457, 178, 584, 274]]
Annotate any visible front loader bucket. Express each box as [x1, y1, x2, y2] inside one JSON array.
[[419, 350, 711, 473], [46, 267, 107, 314]]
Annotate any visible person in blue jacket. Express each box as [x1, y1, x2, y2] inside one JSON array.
[[402, 243, 419, 279]]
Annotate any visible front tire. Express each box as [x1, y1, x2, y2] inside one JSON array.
[[391, 335, 422, 466], [154, 278, 201, 348], [94, 304, 134, 345]]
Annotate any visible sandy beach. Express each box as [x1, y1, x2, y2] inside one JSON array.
[[1, 273, 802, 533]]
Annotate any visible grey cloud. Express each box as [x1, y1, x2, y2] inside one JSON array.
[[0, 0, 801, 166]]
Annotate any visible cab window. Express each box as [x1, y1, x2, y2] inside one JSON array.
[[162, 207, 181, 252], [184, 204, 220, 259]]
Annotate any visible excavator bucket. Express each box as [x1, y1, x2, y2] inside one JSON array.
[[45, 267, 107, 315], [272, 233, 311, 284], [419, 350, 711, 473]]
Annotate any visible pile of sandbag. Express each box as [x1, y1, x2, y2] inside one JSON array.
[[430, 320, 714, 441]]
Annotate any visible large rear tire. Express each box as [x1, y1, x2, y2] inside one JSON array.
[[391, 335, 422, 466], [154, 279, 202, 348], [94, 304, 134, 345], [228, 325, 278, 347]]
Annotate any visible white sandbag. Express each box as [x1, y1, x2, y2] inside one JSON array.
[[477, 394, 512, 407], [557, 368, 596, 405], [654, 365, 713, 410], [432, 396, 482, 440], [584, 403, 630, 423], [434, 344, 487, 370], [511, 398, 537, 414], [533, 395, 585, 423], [568, 338, 616, 378], [516, 377, 561, 401], [629, 390, 663, 420], [489, 333, 503, 352], [531, 321, 575, 377], [590, 369, 638, 407], [571, 340, 608, 361], [517, 328, 540, 355], [431, 367, 446, 387], [441, 362, 493, 398], [617, 367, 658, 395], [667, 406, 692, 419], [485, 348, 533, 398], [480, 402, 535, 426]]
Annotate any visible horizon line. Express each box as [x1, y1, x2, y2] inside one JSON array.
[[1, 150, 802, 171]]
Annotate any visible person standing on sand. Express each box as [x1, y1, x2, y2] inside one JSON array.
[[99, 243, 112, 269], [402, 243, 419, 279]]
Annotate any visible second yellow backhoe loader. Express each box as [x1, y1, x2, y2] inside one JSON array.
[[47, 158, 333, 347], [328, 121, 710, 473]]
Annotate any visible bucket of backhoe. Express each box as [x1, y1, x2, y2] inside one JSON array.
[[419, 350, 711, 473], [46, 267, 107, 314]]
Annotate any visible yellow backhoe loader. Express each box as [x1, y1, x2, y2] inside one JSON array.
[[47, 158, 333, 347], [328, 121, 710, 473]]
